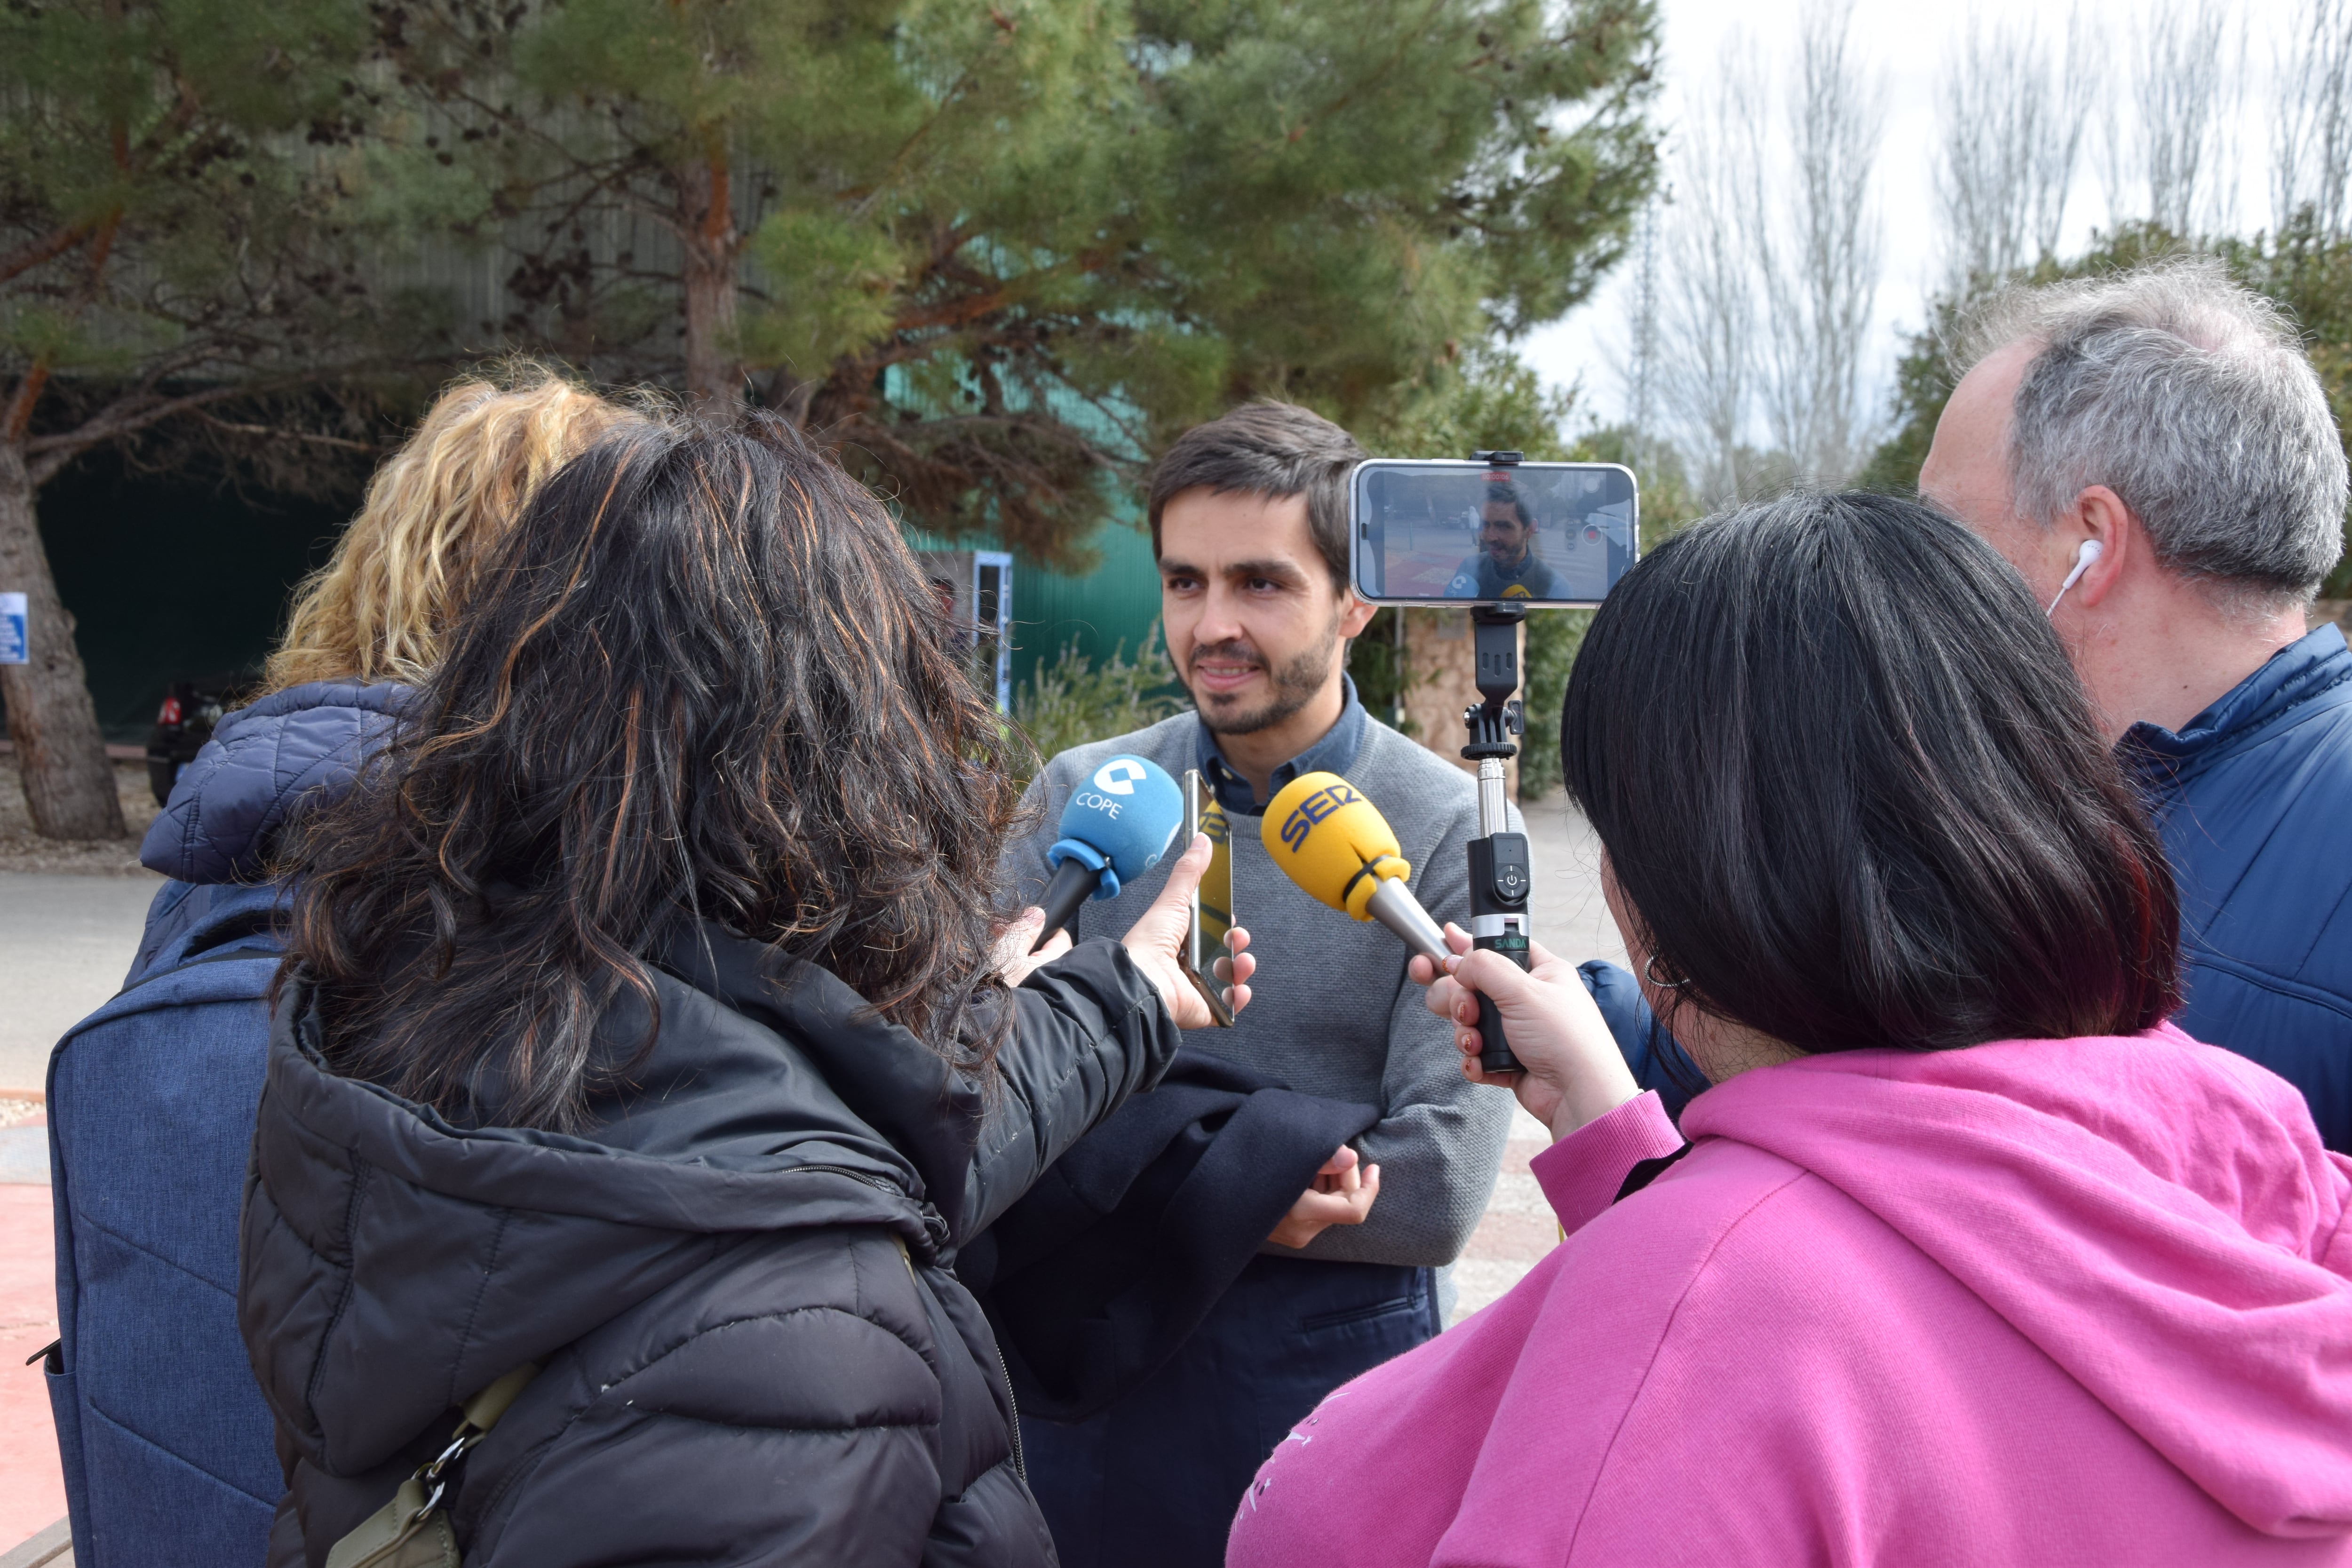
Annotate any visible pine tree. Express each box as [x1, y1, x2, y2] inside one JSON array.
[[5, 0, 1662, 837], [0, 0, 436, 836], [382, 0, 1661, 565]]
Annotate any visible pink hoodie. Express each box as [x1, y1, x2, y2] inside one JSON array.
[[1226, 1025, 2352, 1567]]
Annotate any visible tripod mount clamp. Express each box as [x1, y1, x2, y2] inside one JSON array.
[[1462, 606, 1526, 761], [1464, 446, 1529, 761]]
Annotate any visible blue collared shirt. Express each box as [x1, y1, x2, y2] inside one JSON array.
[[1193, 675, 1368, 817]]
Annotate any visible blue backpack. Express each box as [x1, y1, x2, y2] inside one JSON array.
[[46, 879, 287, 1568]]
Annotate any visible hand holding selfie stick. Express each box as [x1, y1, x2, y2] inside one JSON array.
[[1462, 450, 1534, 1076]]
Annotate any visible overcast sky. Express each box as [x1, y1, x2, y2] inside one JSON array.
[[1522, 0, 2313, 440]]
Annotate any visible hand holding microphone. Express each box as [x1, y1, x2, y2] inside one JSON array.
[[1002, 753, 1255, 1027], [1411, 927, 1639, 1140], [991, 910, 1070, 987], [1000, 835, 1257, 1026], [1032, 756, 1186, 951]]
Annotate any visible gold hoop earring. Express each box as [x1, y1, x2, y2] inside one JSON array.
[[1645, 955, 1689, 990]]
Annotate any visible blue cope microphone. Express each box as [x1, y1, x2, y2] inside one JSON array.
[[1031, 755, 1185, 951]]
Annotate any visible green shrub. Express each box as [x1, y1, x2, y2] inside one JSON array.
[[1010, 627, 1187, 784], [1515, 608, 1594, 799], [1347, 607, 1414, 734]]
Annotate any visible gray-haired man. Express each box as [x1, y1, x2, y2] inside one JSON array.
[[1003, 402, 1514, 1568], [1921, 258, 2352, 1148]]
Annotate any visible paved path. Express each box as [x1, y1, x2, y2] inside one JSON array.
[[0, 1148, 62, 1552], [0, 870, 150, 1554], [0, 876, 159, 1095], [1520, 789, 1628, 970]]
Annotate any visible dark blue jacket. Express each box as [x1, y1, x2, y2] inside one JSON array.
[[1582, 960, 1702, 1118], [132, 681, 405, 979], [2127, 623, 2352, 1151], [963, 1049, 1379, 1424]]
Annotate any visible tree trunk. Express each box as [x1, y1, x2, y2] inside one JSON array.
[[0, 443, 125, 840], [679, 150, 743, 413], [1400, 609, 1519, 798]]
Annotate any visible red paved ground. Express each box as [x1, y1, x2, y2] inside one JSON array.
[[0, 1148, 64, 1548]]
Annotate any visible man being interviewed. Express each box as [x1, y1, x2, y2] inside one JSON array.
[[1004, 402, 1516, 1568]]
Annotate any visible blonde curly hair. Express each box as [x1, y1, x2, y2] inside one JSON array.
[[264, 368, 642, 693]]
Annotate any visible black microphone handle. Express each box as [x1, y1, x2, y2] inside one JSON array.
[[1032, 856, 1105, 952]]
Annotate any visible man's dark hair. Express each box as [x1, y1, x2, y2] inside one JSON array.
[[1565, 490, 2180, 1055], [1485, 479, 1534, 527], [1147, 401, 1365, 589]]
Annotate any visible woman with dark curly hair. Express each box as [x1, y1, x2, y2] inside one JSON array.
[[1229, 492, 2352, 1568], [240, 413, 1247, 1568]]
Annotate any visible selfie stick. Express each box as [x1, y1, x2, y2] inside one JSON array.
[[1463, 450, 1535, 1076]]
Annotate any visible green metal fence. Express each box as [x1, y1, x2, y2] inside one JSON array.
[[906, 512, 1164, 701]]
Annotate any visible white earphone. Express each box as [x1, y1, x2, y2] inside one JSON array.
[[2046, 539, 2103, 616]]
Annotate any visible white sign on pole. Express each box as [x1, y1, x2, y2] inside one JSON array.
[[0, 593, 25, 665]]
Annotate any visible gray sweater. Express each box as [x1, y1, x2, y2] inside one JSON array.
[[1005, 711, 1517, 1268]]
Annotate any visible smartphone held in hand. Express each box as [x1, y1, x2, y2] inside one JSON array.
[[1180, 770, 1237, 1027]]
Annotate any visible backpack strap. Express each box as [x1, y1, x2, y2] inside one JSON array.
[[187, 904, 281, 951], [323, 1364, 540, 1568], [109, 942, 278, 1001]]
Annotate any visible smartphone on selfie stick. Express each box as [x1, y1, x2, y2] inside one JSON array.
[[1348, 450, 1639, 1074]]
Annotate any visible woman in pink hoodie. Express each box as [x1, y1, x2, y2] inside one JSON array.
[[1227, 492, 2352, 1568]]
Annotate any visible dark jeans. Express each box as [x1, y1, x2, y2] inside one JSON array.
[[1021, 1253, 1439, 1568]]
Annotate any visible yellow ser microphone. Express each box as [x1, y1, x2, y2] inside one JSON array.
[[1261, 772, 1449, 963]]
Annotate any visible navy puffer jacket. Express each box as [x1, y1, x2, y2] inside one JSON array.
[[2127, 622, 2352, 1151], [131, 681, 404, 979]]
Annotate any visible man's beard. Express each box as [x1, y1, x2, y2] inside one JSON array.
[[1188, 617, 1341, 737]]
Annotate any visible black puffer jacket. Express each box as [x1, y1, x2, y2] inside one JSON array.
[[240, 926, 1179, 1568]]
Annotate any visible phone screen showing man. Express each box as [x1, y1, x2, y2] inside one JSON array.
[[1351, 461, 1636, 605]]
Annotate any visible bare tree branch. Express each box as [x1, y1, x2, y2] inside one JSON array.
[[1657, 1, 1884, 497], [2273, 0, 2352, 236], [0, 220, 98, 286], [1658, 60, 1760, 505], [193, 412, 383, 454], [1758, 0, 1885, 486], [2104, 0, 2243, 235], [21, 363, 387, 485], [1935, 12, 2084, 291]]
